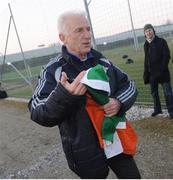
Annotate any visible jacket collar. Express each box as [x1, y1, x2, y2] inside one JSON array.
[[145, 35, 159, 46], [146, 35, 155, 43], [61, 45, 103, 66], [61, 46, 91, 61]]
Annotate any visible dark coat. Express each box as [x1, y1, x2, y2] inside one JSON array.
[[143, 35, 170, 84], [28, 46, 137, 178]]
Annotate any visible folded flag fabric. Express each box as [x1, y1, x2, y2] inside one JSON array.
[[81, 64, 126, 143]]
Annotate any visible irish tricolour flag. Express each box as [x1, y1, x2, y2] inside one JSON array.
[[81, 64, 126, 144]]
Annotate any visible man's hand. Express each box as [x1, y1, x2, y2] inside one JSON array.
[[60, 71, 87, 96], [102, 98, 121, 117]]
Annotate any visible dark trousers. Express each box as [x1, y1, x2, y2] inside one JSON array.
[[150, 81, 173, 114], [107, 153, 141, 179]]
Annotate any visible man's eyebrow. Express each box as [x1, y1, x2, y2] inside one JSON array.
[[73, 27, 83, 32], [74, 25, 90, 30]]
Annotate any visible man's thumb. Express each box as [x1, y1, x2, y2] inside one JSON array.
[[60, 72, 68, 85]]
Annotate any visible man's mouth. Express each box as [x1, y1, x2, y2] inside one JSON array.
[[82, 42, 91, 46]]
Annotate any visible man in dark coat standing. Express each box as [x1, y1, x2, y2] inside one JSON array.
[[143, 24, 173, 118]]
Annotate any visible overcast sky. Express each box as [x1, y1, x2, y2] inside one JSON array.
[[0, 0, 173, 54]]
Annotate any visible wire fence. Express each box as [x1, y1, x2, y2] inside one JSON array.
[[0, 0, 173, 105]]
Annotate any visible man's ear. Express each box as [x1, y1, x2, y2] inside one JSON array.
[[59, 33, 65, 43]]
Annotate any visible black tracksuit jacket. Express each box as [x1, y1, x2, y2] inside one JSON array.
[[28, 46, 137, 178]]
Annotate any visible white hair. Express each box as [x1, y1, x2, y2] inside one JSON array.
[[57, 10, 87, 34]]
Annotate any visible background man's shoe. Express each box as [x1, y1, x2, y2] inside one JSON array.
[[151, 111, 162, 117]]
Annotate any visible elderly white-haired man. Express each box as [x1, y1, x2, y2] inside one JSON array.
[[28, 10, 141, 179]]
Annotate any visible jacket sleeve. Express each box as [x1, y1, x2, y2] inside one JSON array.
[[143, 43, 150, 84], [107, 64, 137, 116], [28, 66, 83, 127], [161, 39, 170, 71]]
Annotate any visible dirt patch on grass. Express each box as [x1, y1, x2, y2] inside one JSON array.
[[132, 117, 173, 178], [0, 99, 173, 178]]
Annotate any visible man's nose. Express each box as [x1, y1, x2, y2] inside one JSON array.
[[84, 30, 91, 38]]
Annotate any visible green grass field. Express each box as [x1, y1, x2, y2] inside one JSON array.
[[2, 43, 173, 105]]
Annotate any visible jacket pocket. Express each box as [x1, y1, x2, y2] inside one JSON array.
[[72, 144, 109, 178]]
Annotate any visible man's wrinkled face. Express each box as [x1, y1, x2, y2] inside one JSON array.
[[59, 15, 92, 59], [144, 28, 154, 39]]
